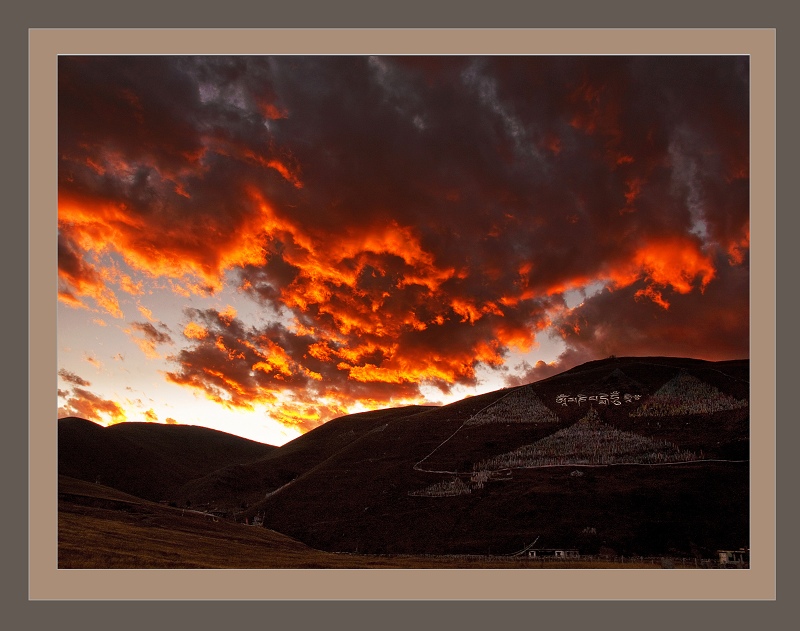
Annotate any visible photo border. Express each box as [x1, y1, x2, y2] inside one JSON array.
[[30, 27, 776, 601]]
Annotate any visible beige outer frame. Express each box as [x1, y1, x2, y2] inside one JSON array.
[[30, 28, 776, 600]]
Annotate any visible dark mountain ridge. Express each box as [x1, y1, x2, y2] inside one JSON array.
[[59, 356, 750, 560], [58, 417, 277, 502]]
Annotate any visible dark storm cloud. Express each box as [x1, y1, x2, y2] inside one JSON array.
[[57, 232, 122, 317], [58, 55, 749, 426], [131, 321, 173, 345], [58, 369, 91, 387], [508, 249, 750, 387], [558, 252, 749, 361], [127, 321, 174, 358]]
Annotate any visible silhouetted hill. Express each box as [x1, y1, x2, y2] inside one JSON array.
[[58, 418, 276, 502], [175, 405, 435, 510], [58, 475, 372, 568], [59, 356, 750, 560], [246, 356, 749, 557]]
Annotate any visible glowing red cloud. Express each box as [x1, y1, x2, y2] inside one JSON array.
[[58, 388, 128, 425], [57, 56, 749, 433]]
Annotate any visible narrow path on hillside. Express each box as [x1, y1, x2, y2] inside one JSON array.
[[412, 388, 518, 475], [261, 421, 398, 501]]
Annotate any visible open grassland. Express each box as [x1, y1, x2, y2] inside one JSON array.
[[59, 476, 664, 569], [58, 510, 663, 569]]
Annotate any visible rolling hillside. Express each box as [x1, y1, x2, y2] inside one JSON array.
[[59, 356, 750, 562], [58, 418, 277, 502]]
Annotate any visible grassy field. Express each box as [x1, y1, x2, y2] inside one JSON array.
[[59, 476, 664, 569], [59, 511, 664, 569]]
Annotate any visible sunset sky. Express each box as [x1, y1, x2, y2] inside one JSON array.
[[57, 55, 750, 445]]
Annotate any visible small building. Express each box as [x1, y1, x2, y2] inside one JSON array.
[[718, 549, 749, 568], [528, 548, 580, 559]]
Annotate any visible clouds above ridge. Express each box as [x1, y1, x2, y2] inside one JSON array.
[[57, 55, 750, 429]]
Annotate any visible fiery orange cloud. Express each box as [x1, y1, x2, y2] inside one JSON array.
[[542, 274, 601, 299], [259, 101, 288, 120], [103, 265, 143, 296], [58, 185, 274, 298], [166, 313, 321, 412], [623, 176, 644, 206], [242, 148, 303, 189], [244, 189, 459, 342], [131, 338, 161, 359], [634, 286, 671, 310], [333, 333, 514, 389], [167, 362, 280, 410], [307, 340, 335, 362], [168, 303, 523, 427], [84, 353, 102, 369], [341, 357, 469, 386], [58, 236, 124, 318], [126, 321, 174, 359], [265, 394, 374, 432], [269, 403, 331, 429], [303, 368, 323, 381], [540, 237, 716, 310], [58, 387, 128, 426], [334, 341, 388, 365], [58, 245, 145, 317], [183, 322, 209, 339], [144, 409, 158, 422], [218, 306, 237, 325], [297, 219, 452, 296], [494, 319, 541, 353], [58, 56, 749, 435], [201, 368, 250, 401], [249, 341, 293, 378], [450, 298, 504, 324], [727, 223, 750, 265], [629, 238, 716, 294]]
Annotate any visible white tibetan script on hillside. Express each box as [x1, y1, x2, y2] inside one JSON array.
[[555, 392, 641, 406]]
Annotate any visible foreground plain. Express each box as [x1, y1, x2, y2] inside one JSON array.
[[59, 476, 665, 569]]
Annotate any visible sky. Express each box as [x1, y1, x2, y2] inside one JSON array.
[[57, 55, 750, 446]]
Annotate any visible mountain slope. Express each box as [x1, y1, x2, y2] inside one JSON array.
[[58, 418, 276, 502], [58, 356, 750, 559], [247, 356, 749, 557]]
